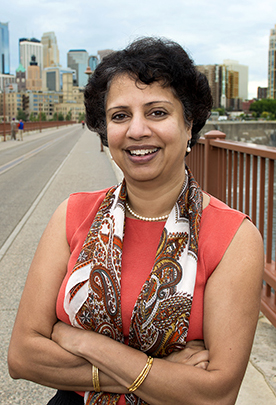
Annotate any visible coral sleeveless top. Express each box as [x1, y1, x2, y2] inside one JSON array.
[[56, 190, 246, 401]]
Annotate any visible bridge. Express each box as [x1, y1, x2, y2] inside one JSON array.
[[187, 130, 276, 328], [202, 121, 276, 146], [0, 125, 275, 402]]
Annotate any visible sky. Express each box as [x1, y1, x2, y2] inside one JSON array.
[[2, 0, 276, 99]]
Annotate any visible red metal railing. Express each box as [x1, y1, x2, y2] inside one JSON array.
[[0, 121, 77, 140], [187, 130, 276, 327]]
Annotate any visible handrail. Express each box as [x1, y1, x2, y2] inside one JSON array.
[[0, 121, 77, 139], [187, 130, 276, 327]]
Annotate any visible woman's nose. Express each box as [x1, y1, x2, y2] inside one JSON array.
[[126, 115, 152, 139]]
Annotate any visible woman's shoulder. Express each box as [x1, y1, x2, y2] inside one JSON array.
[[69, 188, 111, 202], [203, 194, 247, 220], [199, 194, 249, 275], [201, 194, 248, 239], [66, 188, 112, 244]]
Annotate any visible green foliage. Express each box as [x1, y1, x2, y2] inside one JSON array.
[[78, 112, 86, 123], [40, 112, 47, 121], [213, 108, 226, 116], [16, 109, 27, 121], [212, 108, 225, 116], [58, 112, 64, 121], [53, 112, 58, 121], [249, 99, 276, 119], [29, 112, 36, 122], [261, 111, 270, 119], [65, 110, 72, 121], [251, 111, 258, 119]]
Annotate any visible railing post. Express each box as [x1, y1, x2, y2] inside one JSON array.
[[203, 130, 226, 198]]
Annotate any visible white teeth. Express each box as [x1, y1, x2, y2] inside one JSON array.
[[129, 148, 158, 156]]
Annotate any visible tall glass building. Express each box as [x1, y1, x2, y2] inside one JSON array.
[[88, 55, 98, 72], [0, 22, 10, 74], [268, 24, 276, 99], [67, 49, 89, 88]]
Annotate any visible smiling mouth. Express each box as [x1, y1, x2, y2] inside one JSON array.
[[128, 148, 159, 156]]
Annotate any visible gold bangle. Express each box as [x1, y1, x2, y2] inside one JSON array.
[[127, 356, 154, 393], [92, 364, 101, 392]]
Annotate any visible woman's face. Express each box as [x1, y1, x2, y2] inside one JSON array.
[[105, 74, 192, 187]]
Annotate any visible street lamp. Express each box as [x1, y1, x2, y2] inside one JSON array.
[[3, 80, 6, 141], [39, 102, 42, 133]]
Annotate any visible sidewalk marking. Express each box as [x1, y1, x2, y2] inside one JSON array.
[[0, 128, 76, 175]]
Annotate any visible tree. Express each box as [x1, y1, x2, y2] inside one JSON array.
[[66, 110, 72, 121], [29, 112, 36, 122], [17, 109, 27, 121], [213, 108, 226, 116], [250, 99, 276, 119], [53, 112, 58, 121], [40, 112, 47, 121], [58, 112, 64, 121], [78, 112, 85, 123]]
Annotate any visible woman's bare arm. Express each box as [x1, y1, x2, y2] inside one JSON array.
[[51, 218, 264, 404], [7, 200, 124, 392], [8, 199, 208, 393]]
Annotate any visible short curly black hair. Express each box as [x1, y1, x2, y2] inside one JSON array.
[[84, 37, 212, 148]]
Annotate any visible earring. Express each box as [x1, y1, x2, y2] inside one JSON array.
[[186, 140, 191, 153]]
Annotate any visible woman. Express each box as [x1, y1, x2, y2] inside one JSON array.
[[8, 37, 264, 405]]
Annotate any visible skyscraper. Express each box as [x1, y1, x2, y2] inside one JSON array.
[[67, 49, 89, 87], [268, 24, 276, 99], [16, 64, 26, 92], [0, 22, 10, 74], [88, 55, 98, 72], [97, 49, 113, 62], [19, 38, 43, 78], [41, 32, 60, 68], [42, 66, 76, 92], [197, 64, 240, 110], [223, 60, 248, 101], [197, 64, 221, 108], [26, 55, 42, 91]]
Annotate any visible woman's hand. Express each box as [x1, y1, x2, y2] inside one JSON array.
[[51, 321, 85, 357], [51, 321, 129, 394], [165, 340, 209, 370], [52, 323, 209, 371]]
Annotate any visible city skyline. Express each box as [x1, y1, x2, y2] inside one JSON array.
[[2, 0, 276, 99]]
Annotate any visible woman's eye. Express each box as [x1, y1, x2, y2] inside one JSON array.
[[151, 110, 166, 117], [112, 113, 128, 121]]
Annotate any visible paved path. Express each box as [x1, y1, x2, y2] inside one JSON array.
[[0, 127, 275, 404]]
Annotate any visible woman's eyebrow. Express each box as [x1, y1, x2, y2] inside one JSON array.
[[106, 105, 128, 113], [107, 100, 173, 113], [145, 100, 173, 107]]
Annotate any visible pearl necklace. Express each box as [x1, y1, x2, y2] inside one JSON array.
[[125, 201, 169, 222]]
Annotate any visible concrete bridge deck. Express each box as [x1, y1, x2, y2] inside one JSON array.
[[0, 127, 275, 404]]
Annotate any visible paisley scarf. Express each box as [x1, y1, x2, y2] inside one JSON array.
[[64, 167, 202, 405]]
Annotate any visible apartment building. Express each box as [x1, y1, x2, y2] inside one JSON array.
[[268, 24, 276, 99]]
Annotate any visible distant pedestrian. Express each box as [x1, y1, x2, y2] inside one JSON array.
[[10, 118, 17, 140], [82, 120, 85, 129], [17, 119, 24, 141]]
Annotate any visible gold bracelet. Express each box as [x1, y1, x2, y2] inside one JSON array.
[[127, 356, 154, 393], [92, 364, 101, 392]]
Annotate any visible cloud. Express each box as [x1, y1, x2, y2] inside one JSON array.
[[2, 0, 276, 99]]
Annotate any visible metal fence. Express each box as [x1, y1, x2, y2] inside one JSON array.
[[187, 130, 276, 327], [0, 121, 77, 140]]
